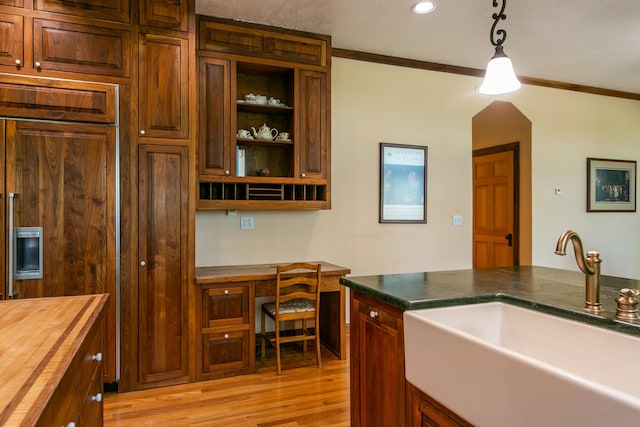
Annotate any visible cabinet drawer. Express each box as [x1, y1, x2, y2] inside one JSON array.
[[77, 324, 104, 396], [202, 282, 254, 328], [36, 367, 79, 427], [77, 367, 104, 427], [361, 303, 402, 331], [33, 19, 131, 77], [201, 329, 252, 375], [0, 13, 23, 68]]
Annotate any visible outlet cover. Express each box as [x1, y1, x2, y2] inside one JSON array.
[[240, 216, 254, 229]]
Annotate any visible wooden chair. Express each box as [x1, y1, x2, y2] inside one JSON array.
[[260, 262, 322, 375]]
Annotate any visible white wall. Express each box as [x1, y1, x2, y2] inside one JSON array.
[[196, 57, 640, 280]]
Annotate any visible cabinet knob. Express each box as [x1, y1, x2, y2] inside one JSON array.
[[140, 261, 146, 266], [139, 129, 146, 135], [66, 423, 76, 427], [92, 352, 102, 362], [225, 170, 230, 175], [14, 59, 21, 66], [34, 61, 42, 68], [91, 393, 103, 402], [223, 289, 229, 295], [301, 173, 306, 178], [224, 333, 229, 339], [369, 310, 378, 319]]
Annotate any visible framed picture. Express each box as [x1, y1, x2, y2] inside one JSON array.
[[379, 143, 427, 223], [587, 158, 636, 212]]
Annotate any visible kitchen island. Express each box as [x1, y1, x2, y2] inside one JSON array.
[[340, 266, 640, 427], [0, 294, 108, 426]]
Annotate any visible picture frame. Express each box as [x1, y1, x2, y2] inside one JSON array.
[[587, 158, 636, 212], [379, 143, 428, 223]]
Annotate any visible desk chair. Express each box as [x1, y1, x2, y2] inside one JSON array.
[[260, 262, 322, 375]]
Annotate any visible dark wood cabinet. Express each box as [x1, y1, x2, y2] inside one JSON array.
[[34, 0, 130, 23], [0, 13, 23, 68], [33, 18, 131, 77], [140, 0, 190, 31], [198, 56, 231, 176], [137, 144, 190, 387], [407, 382, 473, 427], [196, 16, 331, 210], [138, 32, 189, 140], [197, 281, 256, 379], [350, 290, 406, 427]]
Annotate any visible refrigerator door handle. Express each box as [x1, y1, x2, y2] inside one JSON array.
[[7, 193, 19, 299]]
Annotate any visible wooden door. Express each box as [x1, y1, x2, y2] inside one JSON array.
[[138, 33, 189, 140], [198, 56, 232, 176], [0, 121, 4, 300], [138, 144, 189, 386], [0, 13, 23, 68], [298, 69, 328, 179], [472, 146, 518, 268], [140, 0, 190, 31], [2, 119, 117, 379]]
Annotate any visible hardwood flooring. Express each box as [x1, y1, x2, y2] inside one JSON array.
[[104, 342, 350, 426]]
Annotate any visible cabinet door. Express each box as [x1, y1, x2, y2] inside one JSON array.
[[198, 57, 232, 176], [351, 292, 405, 427], [33, 19, 131, 77], [138, 144, 189, 386], [138, 33, 189, 140], [0, 13, 23, 68], [140, 0, 189, 31], [298, 70, 328, 179], [34, 0, 130, 23]]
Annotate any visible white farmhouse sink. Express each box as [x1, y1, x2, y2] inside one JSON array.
[[404, 302, 640, 427]]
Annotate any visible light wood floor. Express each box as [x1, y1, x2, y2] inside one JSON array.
[[104, 342, 350, 427]]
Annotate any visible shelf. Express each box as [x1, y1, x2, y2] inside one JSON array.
[[236, 101, 293, 113], [198, 181, 328, 207], [236, 137, 293, 146]]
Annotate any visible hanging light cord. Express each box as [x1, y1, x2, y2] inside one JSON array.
[[489, 0, 508, 47]]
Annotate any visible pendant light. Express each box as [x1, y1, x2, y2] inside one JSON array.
[[478, 0, 521, 95]]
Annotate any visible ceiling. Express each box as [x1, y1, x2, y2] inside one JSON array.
[[195, 0, 640, 96]]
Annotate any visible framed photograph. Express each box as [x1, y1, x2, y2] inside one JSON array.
[[587, 158, 636, 212], [380, 143, 427, 223]]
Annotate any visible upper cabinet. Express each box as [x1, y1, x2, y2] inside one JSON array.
[[139, 0, 190, 32], [196, 16, 331, 210], [138, 32, 189, 140], [34, 0, 130, 23]]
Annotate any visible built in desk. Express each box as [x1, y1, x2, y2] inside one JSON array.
[[195, 261, 350, 379]]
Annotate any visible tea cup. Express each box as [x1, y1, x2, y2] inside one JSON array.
[[277, 132, 290, 141], [237, 129, 252, 139], [255, 95, 267, 105], [268, 97, 280, 106], [244, 93, 256, 102]]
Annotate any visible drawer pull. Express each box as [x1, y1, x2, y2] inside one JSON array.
[[369, 310, 378, 319], [92, 352, 102, 362], [91, 393, 102, 402], [223, 289, 229, 295], [15, 59, 21, 66], [224, 333, 229, 339], [34, 61, 42, 68]]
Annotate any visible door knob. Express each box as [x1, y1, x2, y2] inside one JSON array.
[[505, 233, 513, 247]]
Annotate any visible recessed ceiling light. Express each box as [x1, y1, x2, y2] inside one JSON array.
[[412, 1, 436, 14]]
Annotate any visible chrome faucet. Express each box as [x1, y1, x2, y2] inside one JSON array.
[[554, 230, 602, 313]]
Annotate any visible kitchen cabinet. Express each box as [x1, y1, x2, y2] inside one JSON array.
[[407, 382, 473, 427], [196, 16, 331, 210], [197, 281, 255, 380], [138, 32, 189, 140], [0, 294, 108, 426], [137, 144, 190, 387], [0, 12, 131, 78], [140, 0, 190, 31], [34, 0, 130, 23], [350, 290, 406, 427]]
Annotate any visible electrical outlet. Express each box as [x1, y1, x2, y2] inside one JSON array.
[[240, 216, 254, 229], [452, 215, 462, 226]]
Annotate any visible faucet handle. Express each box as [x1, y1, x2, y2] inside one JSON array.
[[615, 288, 640, 321]]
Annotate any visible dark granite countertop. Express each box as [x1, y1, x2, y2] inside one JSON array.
[[340, 266, 640, 336]]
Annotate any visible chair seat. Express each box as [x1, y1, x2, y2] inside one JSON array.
[[263, 299, 315, 316]]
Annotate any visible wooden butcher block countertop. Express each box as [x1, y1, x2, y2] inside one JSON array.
[[0, 294, 108, 426]]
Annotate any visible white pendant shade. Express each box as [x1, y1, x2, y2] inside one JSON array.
[[478, 47, 521, 95]]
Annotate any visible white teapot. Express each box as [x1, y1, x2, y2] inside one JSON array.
[[251, 123, 278, 140]]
